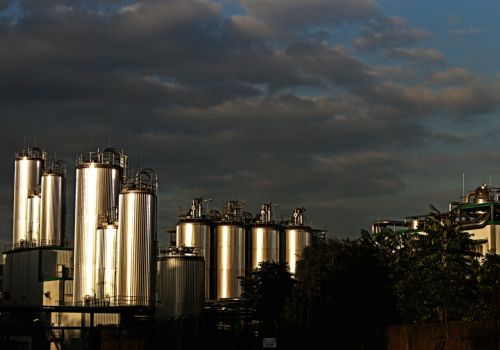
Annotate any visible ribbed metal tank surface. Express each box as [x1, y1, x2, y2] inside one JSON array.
[[216, 224, 245, 299], [250, 225, 279, 271], [176, 221, 211, 298], [157, 254, 204, 319], [116, 189, 156, 306], [73, 158, 122, 304], [13, 148, 46, 246], [95, 223, 118, 303], [40, 172, 64, 246]]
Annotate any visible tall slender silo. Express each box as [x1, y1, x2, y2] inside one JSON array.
[[73, 148, 126, 304], [12, 147, 46, 246], [40, 160, 65, 246], [216, 200, 245, 299], [27, 192, 41, 244], [176, 198, 212, 299], [116, 168, 157, 307], [250, 203, 279, 271], [285, 208, 311, 274]]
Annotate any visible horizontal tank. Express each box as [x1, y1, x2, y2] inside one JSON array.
[[27, 193, 41, 244], [285, 208, 311, 274], [73, 148, 125, 304], [40, 161, 65, 246], [95, 222, 118, 304], [157, 247, 204, 319], [13, 147, 46, 246], [116, 168, 157, 307]]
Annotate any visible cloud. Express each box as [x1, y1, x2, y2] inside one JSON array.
[[354, 16, 429, 50], [430, 67, 475, 85], [389, 48, 444, 63], [448, 27, 481, 36]]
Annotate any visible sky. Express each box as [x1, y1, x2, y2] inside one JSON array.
[[1, 0, 500, 247]]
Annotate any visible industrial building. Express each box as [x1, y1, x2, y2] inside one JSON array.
[[372, 183, 500, 254], [0, 145, 325, 349]]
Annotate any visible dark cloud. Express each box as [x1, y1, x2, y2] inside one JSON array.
[[388, 47, 444, 64]]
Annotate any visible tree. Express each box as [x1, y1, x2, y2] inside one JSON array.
[[239, 261, 295, 337]]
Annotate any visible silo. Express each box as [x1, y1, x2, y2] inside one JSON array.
[[285, 208, 311, 274], [12, 147, 46, 246], [250, 203, 279, 271], [116, 169, 157, 307], [176, 198, 212, 299], [157, 247, 204, 319], [73, 148, 126, 304], [95, 222, 118, 304], [40, 161, 65, 246], [216, 200, 245, 299], [27, 192, 41, 244]]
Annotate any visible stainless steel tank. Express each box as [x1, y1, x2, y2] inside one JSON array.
[[157, 247, 204, 319], [95, 222, 118, 304], [40, 161, 65, 246], [27, 193, 41, 244], [12, 147, 46, 246], [73, 148, 126, 304], [250, 203, 279, 271], [285, 208, 311, 274], [176, 198, 212, 298], [116, 169, 157, 307], [216, 223, 245, 299]]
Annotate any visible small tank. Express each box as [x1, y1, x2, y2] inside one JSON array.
[[94, 220, 118, 304], [215, 200, 245, 299], [285, 208, 311, 274], [27, 192, 41, 244], [12, 147, 46, 246], [250, 203, 279, 271], [157, 246, 204, 319], [116, 168, 157, 307]]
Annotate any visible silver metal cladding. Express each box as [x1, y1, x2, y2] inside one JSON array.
[[176, 221, 211, 298], [27, 193, 41, 243], [116, 168, 157, 307], [157, 253, 204, 319], [216, 223, 245, 299], [95, 223, 118, 304], [40, 168, 65, 246], [250, 225, 279, 271], [73, 149, 124, 304], [285, 227, 311, 274], [12, 147, 46, 246]]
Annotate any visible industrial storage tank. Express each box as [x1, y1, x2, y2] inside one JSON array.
[[285, 208, 311, 274], [73, 148, 126, 304], [116, 168, 157, 307], [40, 160, 65, 246], [26, 192, 41, 244], [250, 203, 279, 271], [94, 220, 118, 304], [12, 147, 46, 246], [157, 246, 204, 319], [216, 200, 245, 299], [176, 198, 212, 299]]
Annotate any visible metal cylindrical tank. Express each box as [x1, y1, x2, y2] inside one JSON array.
[[95, 223, 118, 304], [250, 225, 279, 271], [116, 169, 157, 307], [40, 163, 65, 246], [12, 147, 46, 246], [27, 193, 41, 244], [157, 249, 204, 319], [216, 223, 245, 299], [176, 220, 211, 298], [73, 149, 125, 304], [285, 227, 311, 274]]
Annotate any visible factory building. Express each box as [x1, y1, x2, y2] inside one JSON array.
[[1, 145, 325, 348]]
